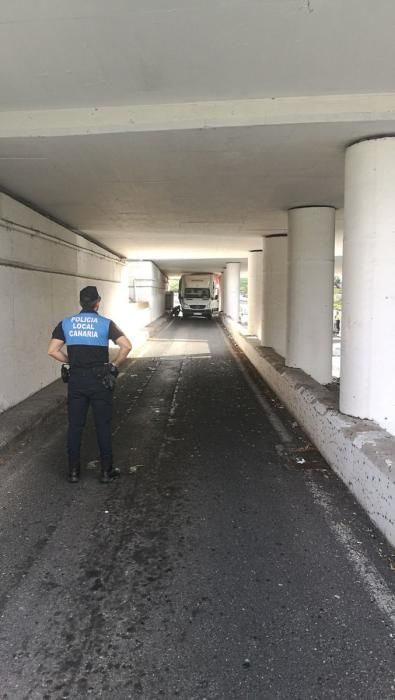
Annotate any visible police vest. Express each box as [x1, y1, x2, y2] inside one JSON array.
[[62, 312, 111, 347]]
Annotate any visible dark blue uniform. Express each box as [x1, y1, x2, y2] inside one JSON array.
[[52, 310, 124, 475]]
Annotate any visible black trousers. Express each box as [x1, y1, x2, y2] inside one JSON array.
[[67, 371, 113, 470]]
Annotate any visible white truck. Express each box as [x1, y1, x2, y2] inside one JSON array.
[[178, 273, 220, 319]]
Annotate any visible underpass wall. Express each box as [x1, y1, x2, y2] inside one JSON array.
[[0, 193, 129, 413], [128, 260, 167, 323]]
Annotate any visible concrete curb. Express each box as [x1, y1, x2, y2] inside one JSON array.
[[0, 314, 171, 453], [223, 317, 395, 548], [0, 379, 67, 451]]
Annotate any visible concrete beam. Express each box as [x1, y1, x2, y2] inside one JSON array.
[[2, 93, 395, 138]]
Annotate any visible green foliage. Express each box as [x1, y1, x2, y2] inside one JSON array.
[[334, 283, 342, 313], [240, 277, 248, 295], [168, 277, 180, 292]]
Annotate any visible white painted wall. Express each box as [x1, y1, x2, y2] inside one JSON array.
[[0, 193, 128, 413], [128, 260, 167, 324]]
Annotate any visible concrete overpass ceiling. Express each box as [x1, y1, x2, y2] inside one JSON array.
[[0, 119, 391, 261], [152, 258, 248, 277], [1, 0, 395, 110], [1, 0, 395, 270]]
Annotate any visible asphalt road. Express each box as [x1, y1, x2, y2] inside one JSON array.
[[0, 317, 394, 699]]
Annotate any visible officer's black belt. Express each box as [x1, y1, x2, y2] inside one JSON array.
[[70, 366, 107, 378]]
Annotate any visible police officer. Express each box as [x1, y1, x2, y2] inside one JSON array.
[[48, 286, 132, 483]]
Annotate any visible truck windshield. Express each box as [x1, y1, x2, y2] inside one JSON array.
[[185, 288, 210, 299]]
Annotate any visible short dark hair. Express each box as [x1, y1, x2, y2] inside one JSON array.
[[81, 300, 98, 311]]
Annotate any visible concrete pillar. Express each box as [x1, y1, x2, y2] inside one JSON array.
[[219, 272, 225, 312], [340, 137, 395, 434], [248, 250, 263, 338], [261, 234, 288, 357], [286, 206, 335, 384], [225, 262, 240, 320], [223, 269, 228, 315]]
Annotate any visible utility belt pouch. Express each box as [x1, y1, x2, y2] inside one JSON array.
[[61, 364, 70, 383], [102, 363, 117, 391]]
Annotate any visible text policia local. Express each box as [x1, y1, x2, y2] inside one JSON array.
[[69, 316, 99, 338]]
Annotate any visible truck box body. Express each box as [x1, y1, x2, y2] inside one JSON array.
[[178, 273, 220, 318]]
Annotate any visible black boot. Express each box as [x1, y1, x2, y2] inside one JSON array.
[[68, 466, 80, 483], [100, 467, 121, 484]]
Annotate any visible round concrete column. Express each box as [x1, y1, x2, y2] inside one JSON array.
[[248, 250, 263, 338], [222, 267, 228, 316], [340, 137, 395, 433], [225, 262, 240, 320], [261, 235, 288, 357], [286, 206, 335, 384], [219, 272, 225, 312]]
